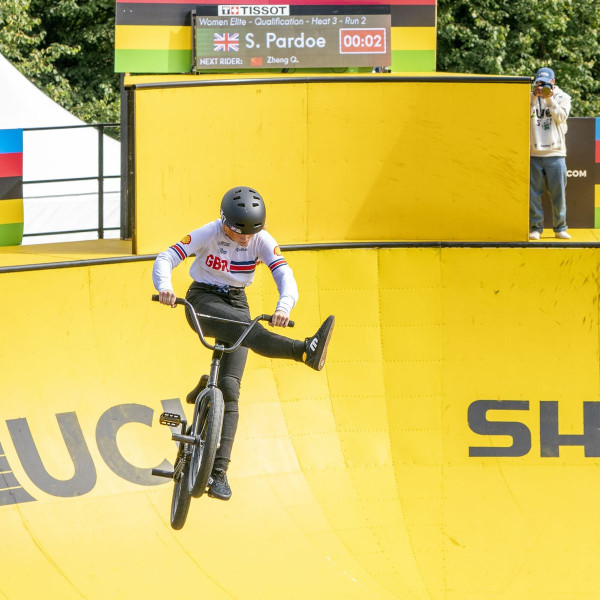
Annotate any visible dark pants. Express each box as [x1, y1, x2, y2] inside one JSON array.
[[185, 282, 303, 470]]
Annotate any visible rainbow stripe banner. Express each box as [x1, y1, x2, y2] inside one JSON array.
[[0, 129, 24, 247], [114, 0, 436, 73], [595, 118, 600, 227]]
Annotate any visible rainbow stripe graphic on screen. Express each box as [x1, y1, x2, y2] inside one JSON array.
[[0, 129, 24, 246], [595, 118, 600, 228]]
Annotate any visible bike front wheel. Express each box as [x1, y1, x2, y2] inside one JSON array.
[[170, 438, 192, 530], [188, 388, 225, 498]]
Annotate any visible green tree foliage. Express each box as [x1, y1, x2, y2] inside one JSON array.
[[0, 0, 77, 110], [0, 0, 119, 124], [437, 0, 600, 116]]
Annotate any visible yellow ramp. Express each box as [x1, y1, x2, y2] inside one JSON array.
[[1, 245, 600, 599], [131, 75, 530, 252]]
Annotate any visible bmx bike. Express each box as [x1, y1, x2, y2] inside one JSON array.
[[150, 294, 293, 530]]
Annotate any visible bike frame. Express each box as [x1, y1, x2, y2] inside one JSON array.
[[152, 293, 293, 399], [150, 294, 295, 525], [176, 296, 277, 389]]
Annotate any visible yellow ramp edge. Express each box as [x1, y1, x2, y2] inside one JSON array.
[[2, 246, 600, 599], [0, 239, 133, 267]]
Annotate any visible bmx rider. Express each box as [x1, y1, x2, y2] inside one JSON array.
[[153, 186, 334, 501]]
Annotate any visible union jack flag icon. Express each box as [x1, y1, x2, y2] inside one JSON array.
[[214, 33, 240, 52]]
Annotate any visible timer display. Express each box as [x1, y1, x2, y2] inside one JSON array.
[[340, 28, 386, 54], [193, 5, 391, 70]]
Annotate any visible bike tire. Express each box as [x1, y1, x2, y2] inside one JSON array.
[[170, 438, 192, 530], [188, 388, 225, 498]]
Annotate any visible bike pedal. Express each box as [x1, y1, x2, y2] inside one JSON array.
[[159, 412, 182, 427]]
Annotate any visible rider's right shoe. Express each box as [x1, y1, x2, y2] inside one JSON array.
[[186, 374, 208, 404], [304, 315, 335, 371], [208, 468, 232, 501]]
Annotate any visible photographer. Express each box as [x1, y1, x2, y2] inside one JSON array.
[[529, 67, 572, 240]]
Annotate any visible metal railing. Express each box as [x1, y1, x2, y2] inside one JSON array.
[[22, 123, 120, 240]]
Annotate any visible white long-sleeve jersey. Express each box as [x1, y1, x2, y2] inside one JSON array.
[[152, 220, 299, 314]]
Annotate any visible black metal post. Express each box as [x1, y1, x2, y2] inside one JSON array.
[[126, 87, 136, 247], [98, 125, 105, 239], [120, 73, 131, 240]]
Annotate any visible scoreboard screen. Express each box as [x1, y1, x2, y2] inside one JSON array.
[[192, 5, 391, 70]]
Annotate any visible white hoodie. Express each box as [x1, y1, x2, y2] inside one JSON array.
[[530, 84, 571, 157]]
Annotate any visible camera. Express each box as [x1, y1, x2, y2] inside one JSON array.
[[538, 82, 554, 97]]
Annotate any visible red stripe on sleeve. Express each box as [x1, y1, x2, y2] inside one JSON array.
[[269, 258, 286, 271], [170, 244, 186, 260]]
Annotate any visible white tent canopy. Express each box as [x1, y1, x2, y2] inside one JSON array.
[[0, 53, 121, 244]]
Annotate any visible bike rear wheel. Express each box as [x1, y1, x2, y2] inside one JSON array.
[[170, 438, 192, 530], [188, 388, 225, 498]]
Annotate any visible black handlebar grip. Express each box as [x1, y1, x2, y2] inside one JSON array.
[[259, 314, 294, 327], [152, 294, 186, 305]]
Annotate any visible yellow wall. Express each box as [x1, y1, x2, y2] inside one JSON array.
[[2, 246, 600, 598], [133, 75, 530, 254]]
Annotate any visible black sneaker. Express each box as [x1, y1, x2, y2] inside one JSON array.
[[208, 468, 232, 501], [186, 374, 208, 404], [304, 316, 335, 371]]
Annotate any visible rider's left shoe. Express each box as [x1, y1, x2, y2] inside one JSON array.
[[304, 315, 335, 371], [208, 468, 232, 501]]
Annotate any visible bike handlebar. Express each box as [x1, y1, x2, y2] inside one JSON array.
[[151, 294, 294, 353]]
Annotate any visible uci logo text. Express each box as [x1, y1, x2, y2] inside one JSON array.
[[0, 399, 184, 507]]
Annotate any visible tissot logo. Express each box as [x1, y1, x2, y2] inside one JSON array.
[[468, 400, 600, 457], [0, 399, 183, 507], [218, 4, 290, 16]]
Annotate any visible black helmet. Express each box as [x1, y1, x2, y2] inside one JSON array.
[[220, 186, 266, 234]]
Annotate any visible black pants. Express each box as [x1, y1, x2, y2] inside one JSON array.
[[185, 282, 303, 470]]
